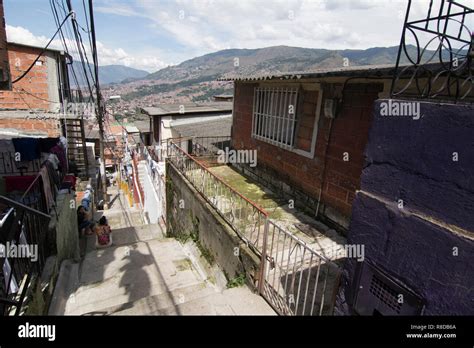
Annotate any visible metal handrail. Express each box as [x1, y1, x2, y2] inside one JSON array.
[[169, 141, 268, 216], [167, 140, 342, 315], [0, 195, 51, 219]]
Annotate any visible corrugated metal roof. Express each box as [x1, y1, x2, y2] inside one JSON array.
[[141, 101, 232, 116], [125, 125, 140, 133], [218, 64, 400, 82], [171, 117, 232, 138], [132, 120, 150, 133]]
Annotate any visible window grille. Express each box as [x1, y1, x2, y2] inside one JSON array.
[[252, 87, 299, 149]]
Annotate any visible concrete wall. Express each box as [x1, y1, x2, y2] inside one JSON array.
[[232, 81, 384, 231], [139, 163, 162, 224], [22, 191, 80, 315], [166, 162, 261, 286], [49, 192, 80, 266], [335, 100, 474, 315]]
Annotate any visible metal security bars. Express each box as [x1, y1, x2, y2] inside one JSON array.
[[391, 0, 474, 102], [167, 141, 341, 315], [252, 87, 299, 149]]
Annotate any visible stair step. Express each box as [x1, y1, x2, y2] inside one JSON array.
[[66, 262, 205, 314], [82, 282, 215, 316], [112, 290, 234, 316], [112, 224, 165, 246], [78, 239, 196, 286]]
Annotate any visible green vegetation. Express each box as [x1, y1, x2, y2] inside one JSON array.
[[226, 273, 246, 288], [208, 166, 284, 220]]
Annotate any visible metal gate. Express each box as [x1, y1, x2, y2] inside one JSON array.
[[258, 220, 341, 315]]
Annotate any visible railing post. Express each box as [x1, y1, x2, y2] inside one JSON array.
[[258, 217, 269, 294]]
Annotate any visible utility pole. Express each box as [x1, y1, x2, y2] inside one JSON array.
[[89, 0, 108, 209]]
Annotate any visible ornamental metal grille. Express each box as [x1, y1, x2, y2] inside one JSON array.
[[390, 0, 474, 103]]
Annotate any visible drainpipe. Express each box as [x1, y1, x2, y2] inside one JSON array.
[[315, 117, 334, 219]]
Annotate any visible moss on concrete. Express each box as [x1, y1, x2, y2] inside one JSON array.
[[209, 165, 286, 220]]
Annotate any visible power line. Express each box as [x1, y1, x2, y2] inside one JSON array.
[[50, 0, 83, 100], [12, 11, 74, 84], [58, 0, 95, 100], [65, 0, 96, 94]]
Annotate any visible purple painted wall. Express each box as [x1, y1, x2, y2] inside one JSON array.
[[335, 100, 474, 315]]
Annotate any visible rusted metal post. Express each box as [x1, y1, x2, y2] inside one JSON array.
[[258, 217, 269, 294]]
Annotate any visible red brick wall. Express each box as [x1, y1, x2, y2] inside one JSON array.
[[232, 81, 383, 223], [0, 43, 50, 110], [0, 118, 60, 137]]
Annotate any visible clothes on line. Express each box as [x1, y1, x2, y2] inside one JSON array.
[[4, 175, 36, 193], [38, 137, 59, 153], [12, 138, 40, 161], [50, 144, 67, 174]]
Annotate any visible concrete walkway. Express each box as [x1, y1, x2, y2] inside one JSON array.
[[50, 185, 275, 316]]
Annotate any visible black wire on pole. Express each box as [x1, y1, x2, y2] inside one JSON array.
[[12, 11, 74, 84], [54, 0, 94, 102], [50, 0, 83, 100], [63, 0, 96, 101], [65, 0, 96, 88]]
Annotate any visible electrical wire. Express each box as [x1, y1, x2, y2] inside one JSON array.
[[12, 11, 74, 84]]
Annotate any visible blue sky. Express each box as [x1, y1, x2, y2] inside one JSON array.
[[4, 0, 435, 72]]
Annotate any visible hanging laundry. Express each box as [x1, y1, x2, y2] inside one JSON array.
[[47, 154, 60, 171], [38, 137, 60, 153], [12, 138, 40, 161], [50, 144, 68, 174], [61, 175, 76, 191], [4, 175, 36, 193], [0, 139, 15, 153], [44, 160, 60, 187]]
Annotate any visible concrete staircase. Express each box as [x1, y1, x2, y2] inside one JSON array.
[[49, 189, 275, 316]]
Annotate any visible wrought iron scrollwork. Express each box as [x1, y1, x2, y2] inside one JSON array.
[[391, 0, 473, 103]]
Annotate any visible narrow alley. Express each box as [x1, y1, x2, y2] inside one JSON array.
[[49, 184, 275, 316]]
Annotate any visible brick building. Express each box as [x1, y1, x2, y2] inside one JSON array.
[[0, 42, 71, 137], [221, 65, 399, 232]]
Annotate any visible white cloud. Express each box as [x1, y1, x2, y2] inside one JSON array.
[[93, 0, 424, 61], [9, 0, 457, 72], [5, 24, 165, 72]]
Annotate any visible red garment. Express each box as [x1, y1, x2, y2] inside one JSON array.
[[4, 175, 36, 193], [63, 175, 76, 190]]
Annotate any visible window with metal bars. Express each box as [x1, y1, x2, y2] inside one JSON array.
[[252, 87, 299, 150]]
